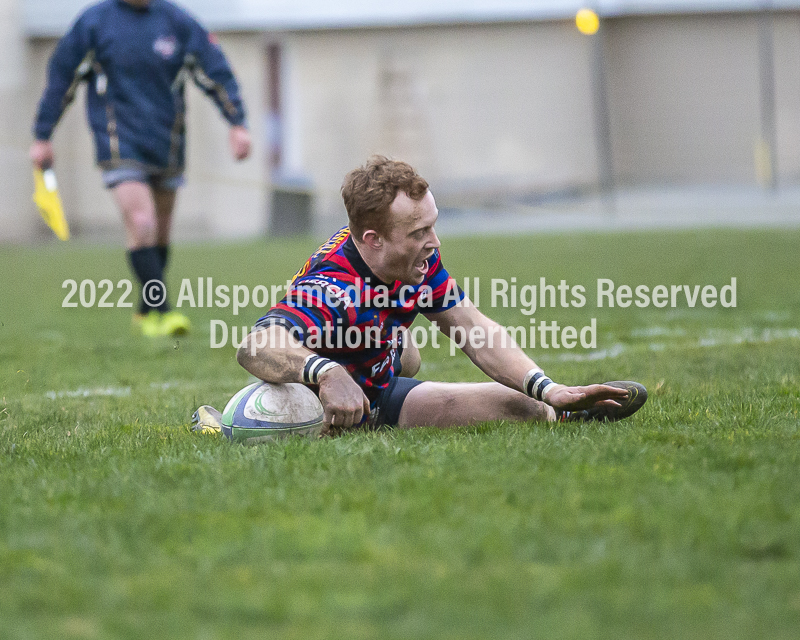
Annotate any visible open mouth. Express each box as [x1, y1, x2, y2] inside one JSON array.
[[415, 256, 431, 276]]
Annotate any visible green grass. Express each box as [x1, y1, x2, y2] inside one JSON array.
[[1, 228, 799, 639]]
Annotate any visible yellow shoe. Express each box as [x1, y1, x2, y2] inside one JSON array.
[[160, 310, 191, 336], [133, 311, 165, 337], [191, 405, 223, 435]]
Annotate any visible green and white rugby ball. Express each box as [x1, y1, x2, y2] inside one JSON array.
[[221, 382, 324, 444]]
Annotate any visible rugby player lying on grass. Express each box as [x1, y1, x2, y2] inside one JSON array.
[[236, 156, 646, 434]]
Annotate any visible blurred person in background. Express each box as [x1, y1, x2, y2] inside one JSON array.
[[30, 0, 251, 337]]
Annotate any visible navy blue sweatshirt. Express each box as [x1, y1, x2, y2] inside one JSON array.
[[33, 0, 247, 174]]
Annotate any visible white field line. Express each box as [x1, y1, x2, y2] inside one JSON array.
[[698, 327, 800, 347], [46, 386, 131, 400], [552, 343, 627, 363], [44, 379, 246, 400], [629, 326, 687, 338], [537, 327, 800, 363], [42, 329, 798, 395]]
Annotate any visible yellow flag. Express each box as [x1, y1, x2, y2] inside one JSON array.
[[32, 168, 69, 241]]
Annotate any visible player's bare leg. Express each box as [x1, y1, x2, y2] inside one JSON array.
[[397, 381, 555, 429], [113, 180, 157, 249]]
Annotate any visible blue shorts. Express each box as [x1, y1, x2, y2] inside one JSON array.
[[102, 167, 185, 191], [371, 376, 423, 427]]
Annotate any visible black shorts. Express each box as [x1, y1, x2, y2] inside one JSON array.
[[371, 376, 423, 428]]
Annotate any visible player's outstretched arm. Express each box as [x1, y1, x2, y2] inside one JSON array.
[[426, 302, 629, 412], [237, 325, 370, 433], [185, 17, 247, 129], [33, 14, 93, 146]]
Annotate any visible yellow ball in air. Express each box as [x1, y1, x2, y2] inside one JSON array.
[[576, 8, 600, 35]]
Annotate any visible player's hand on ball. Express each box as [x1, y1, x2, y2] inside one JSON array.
[[317, 366, 371, 435], [229, 125, 252, 161], [545, 383, 629, 411]]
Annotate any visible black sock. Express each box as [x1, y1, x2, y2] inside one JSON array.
[[128, 246, 170, 314], [157, 245, 170, 271]]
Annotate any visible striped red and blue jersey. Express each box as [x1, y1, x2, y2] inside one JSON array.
[[255, 227, 464, 401]]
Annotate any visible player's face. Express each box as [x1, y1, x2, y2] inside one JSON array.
[[381, 190, 441, 285]]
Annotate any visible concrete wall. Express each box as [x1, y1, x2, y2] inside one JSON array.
[[773, 12, 800, 183], [16, 30, 267, 243], [277, 13, 800, 233], [606, 13, 760, 185], [606, 12, 800, 187], [279, 21, 600, 232], [0, 0, 38, 243]]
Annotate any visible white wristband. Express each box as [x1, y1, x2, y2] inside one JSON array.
[[523, 368, 557, 402], [302, 354, 341, 385]]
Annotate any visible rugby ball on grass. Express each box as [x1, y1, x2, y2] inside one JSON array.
[[221, 382, 324, 444]]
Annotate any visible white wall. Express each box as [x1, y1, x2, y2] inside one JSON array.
[[607, 13, 762, 186], [0, 0, 38, 243], [280, 22, 599, 233], [773, 12, 800, 183]]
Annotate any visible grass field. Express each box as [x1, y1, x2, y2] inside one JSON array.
[[1, 227, 799, 639]]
